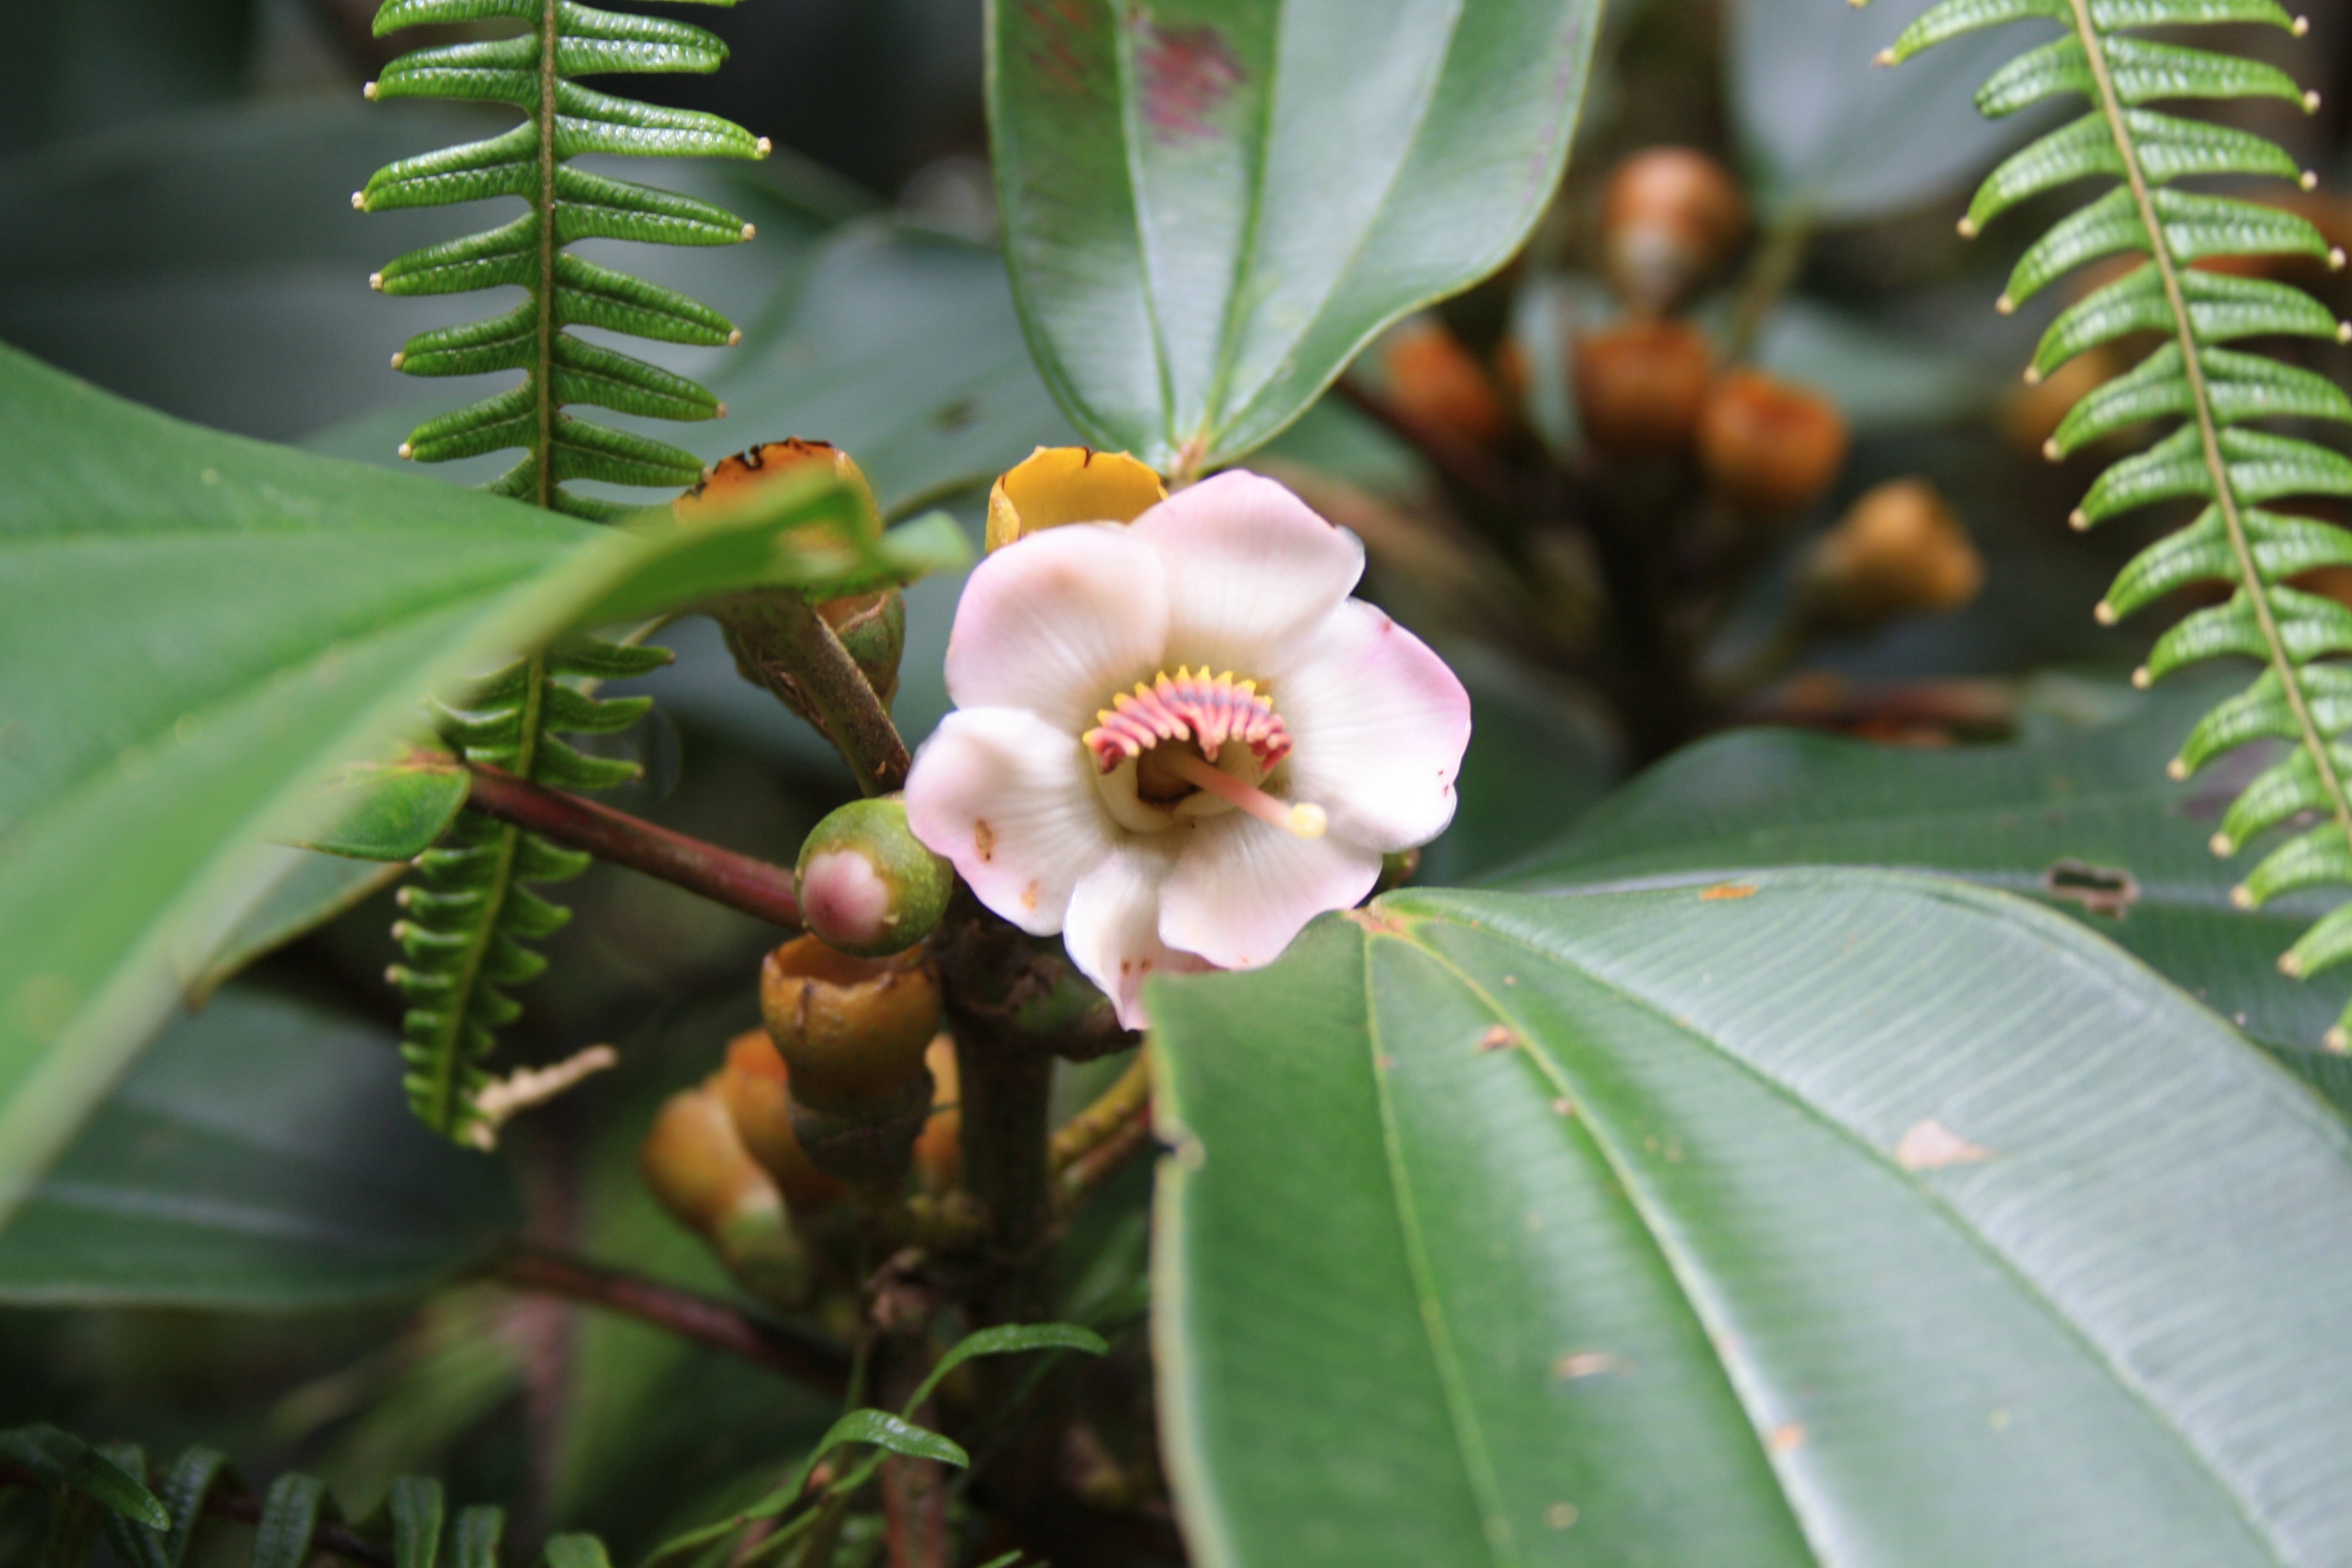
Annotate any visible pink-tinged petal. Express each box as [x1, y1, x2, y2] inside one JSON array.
[[1275, 599, 1471, 852], [944, 524, 1170, 732], [1062, 840, 1211, 1030], [1158, 815, 1382, 972], [904, 708, 1112, 936], [1130, 471, 1365, 675]]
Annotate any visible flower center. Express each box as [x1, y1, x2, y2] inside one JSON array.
[[1082, 667, 1327, 838]]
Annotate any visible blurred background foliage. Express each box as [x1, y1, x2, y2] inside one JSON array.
[[8, 0, 2352, 1561]]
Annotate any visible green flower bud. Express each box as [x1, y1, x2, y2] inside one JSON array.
[[795, 796, 955, 956]]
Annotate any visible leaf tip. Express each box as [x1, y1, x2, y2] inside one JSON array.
[[2166, 757, 2189, 781], [2295, 13, 2312, 34], [756, 136, 773, 158], [2305, 90, 2324, 114], [2131, 665, 2151, 690], [397, 442, 414, 460], [2337, 321, 2351, 343], [2022, 365, 2043, 386], [1956, 215, 1978, 238], [2304, 171, 2321, 191], [391, 350, 405, 370], [2210, 832, 2235, 857], [1995, 294, 2016, 316], [714, 402, 727, 419], [2231, 884, 2256, 910], [741, 222, 757, 241], [2042, 437, 2062, 463], [2279, 949, 2304, 976], [2327, 1025, 2349, 1054], [363, 80, 379, 100], [2330, 246, 2347, 272], [1873, 46, 1896, 66], [2094, 597, 2116, 624], [369, 272, 385, 292], [351, 190, 368, 212], [728, 328, 744, 347], [2074, 510, 2094, 534]]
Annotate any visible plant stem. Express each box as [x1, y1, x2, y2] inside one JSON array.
[[463, 762, 803, 928], [2063, 0, 2352, 864], [534, 0, 560, 509], [953, 1032, 1056, 1323], [0, 1462, 397, 1567], [1723, 215, 1812, 364], [1057, 1100, 1155, 1212], [492, 1244, 849, 1397], [720, 594, 912, 795], [1048, 1053, 1149, 1178]]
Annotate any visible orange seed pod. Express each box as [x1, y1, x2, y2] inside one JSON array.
[[1804, 478, 1985, 627], [1696, 369, 1848, 517], [714, 1028, 847, 1213], [1602, 148, 1748, 315], [639, 1084, 810, 1303], [1380, 317, 1514, 449], [1571, 321, 1713, 457]]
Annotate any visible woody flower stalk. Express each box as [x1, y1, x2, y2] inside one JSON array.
[[906, 466, 1471, 1027]]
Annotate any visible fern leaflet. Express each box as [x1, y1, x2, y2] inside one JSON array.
[[1873, 0, 2352, 1047]]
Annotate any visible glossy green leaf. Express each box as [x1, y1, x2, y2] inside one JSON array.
[[906, 1322, 1109, 1412], [2033, 265, 2344, 379], [387, 1477, 445, 1568], [0, 1428, 168, 1530], [249, 1473, 330, 1568], [1504, 685, 2348, 1074], [1968, 109, 2300, 232], [0, 988, 520, 1307], [0, 342, 934, 1225], [1152, 871, 2352, 1565], [989, 0, 1598, 472], [543, 1535, 612, 1568], [452, 1505, 504, 1568]]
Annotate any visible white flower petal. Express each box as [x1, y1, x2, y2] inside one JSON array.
[[944, 524, 1169, 732], [1158, 815, 1382, 972], [903, 708, 1114, 936], [1131, 471, 1365, 675], [1062, 840, 1210, 1030], [1276, 599, 1472, 852]]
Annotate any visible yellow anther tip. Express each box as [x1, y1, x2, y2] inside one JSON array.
[[1289, 803, 1329, 839]]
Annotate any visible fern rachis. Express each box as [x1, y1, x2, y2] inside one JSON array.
[[1873, 0, 2352, 1045]]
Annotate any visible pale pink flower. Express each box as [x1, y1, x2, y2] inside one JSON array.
[[903, 471, 1471, 1028]]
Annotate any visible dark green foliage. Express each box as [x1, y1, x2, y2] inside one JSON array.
[[359, 0, 766, 520], [1875, 0, 2352, 1043], [0, 1431, 607, 1568], [392, 637, 671, 1138]]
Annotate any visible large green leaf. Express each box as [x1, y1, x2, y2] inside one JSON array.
[[0, 342, 951, 1226], [988, 0, 1599, 472], [1504, 684, 2344, 1073], [1151, 872, 2352, 1566], [0, 988, 518, 1307]]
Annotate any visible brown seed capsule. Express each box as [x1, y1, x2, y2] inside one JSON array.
[[987, 446, 1166, 553], [674, 438, 881, 537], [1602, 148, 1748, 315], [639, 1084, 810, 1303], [1381, 317, 1514, 449], [759, 936, 942, 1190], [1803, 477, 1985, 627], [1571, 321, 1714, 457], [713, 1029, 847, 1213], [1696, 369, 1849, 517]]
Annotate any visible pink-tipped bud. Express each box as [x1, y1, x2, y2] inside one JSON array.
[[795, 797, 954, 957]]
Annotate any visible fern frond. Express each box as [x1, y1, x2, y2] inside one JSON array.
[[358, 0, 753, 1136], [392, 637, 671, 1139], [359, 0, 766, 518], [1871, 0, 2352, 1045], [1, 1426, 605, 1566]]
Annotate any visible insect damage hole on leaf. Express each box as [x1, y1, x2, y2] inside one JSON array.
[[2042, 858, 2138, 919]]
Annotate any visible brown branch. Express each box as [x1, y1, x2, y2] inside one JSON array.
[[0, 1462, 396, 1567], [491, 1245, 849, 1399], [463, 763, 803, 929]]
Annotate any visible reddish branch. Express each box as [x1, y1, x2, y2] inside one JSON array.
[[492, 1246, 849, 1399], [462, 763, 803, 929]]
